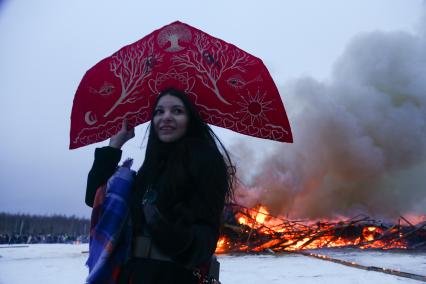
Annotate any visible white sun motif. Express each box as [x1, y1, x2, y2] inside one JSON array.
[[236, 90, 274, 126]]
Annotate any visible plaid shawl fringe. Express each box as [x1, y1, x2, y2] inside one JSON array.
[[86, 166, 135, 284]]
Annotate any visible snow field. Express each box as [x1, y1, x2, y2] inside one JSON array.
[[0, 244, 424, 283]]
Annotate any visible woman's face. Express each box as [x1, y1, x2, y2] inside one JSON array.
[[153, 94, 189, 143]]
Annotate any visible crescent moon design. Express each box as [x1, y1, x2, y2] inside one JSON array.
[[84, 111, 98, 125]]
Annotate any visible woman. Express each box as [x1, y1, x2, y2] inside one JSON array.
[[85, 87, 234, 283]]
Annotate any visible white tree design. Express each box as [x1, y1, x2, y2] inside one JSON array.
[[172, 33, 256, 105], [104, 37, 160, 117], [157, 24, 192, 52]]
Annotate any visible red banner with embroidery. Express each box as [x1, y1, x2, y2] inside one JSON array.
[[70, 21, 292, 149]]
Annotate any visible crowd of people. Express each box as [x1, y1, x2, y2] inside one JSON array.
[[0, 233, 88, 244]]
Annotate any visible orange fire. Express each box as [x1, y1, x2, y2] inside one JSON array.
[[215, 204, 420, 254]]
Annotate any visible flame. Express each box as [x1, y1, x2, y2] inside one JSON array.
[[215, 236, 229, 254], [255, 206, 268, 223], [216, 204, 420, 254], [362, 226, 382, 242], [238, 216, 248, 225]]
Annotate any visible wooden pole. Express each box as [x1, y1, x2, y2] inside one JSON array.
[[296, 251, 426, 282]]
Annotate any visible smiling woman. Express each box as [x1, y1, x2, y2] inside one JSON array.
[[153, 93, 189, 143], [85, 87, 235, 284]]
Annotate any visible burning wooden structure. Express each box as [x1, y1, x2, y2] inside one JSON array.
[[216, 204, 426, 254]]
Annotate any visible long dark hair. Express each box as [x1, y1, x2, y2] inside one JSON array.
[[135, 87, 235, 208]]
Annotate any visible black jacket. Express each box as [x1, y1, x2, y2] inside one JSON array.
[[86, 141, 227, 283]]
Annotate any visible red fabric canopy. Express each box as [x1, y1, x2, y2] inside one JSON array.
[[70, 21, 292, 149]]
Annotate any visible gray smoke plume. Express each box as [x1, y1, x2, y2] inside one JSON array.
[[233, 11, 426, 219]]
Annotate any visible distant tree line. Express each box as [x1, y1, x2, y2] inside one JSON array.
[[0, 212, 90, 244]]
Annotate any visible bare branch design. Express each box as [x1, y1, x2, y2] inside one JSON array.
[[104, 36, 160, 117], [172, 32, 256, 105]]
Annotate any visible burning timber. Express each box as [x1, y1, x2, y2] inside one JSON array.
[[216, 204, 426, 254]]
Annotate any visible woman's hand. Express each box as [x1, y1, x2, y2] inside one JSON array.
[[109, 119, 135, 149]]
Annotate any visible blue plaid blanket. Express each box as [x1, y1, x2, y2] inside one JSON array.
[[86, 166, 135, 284]]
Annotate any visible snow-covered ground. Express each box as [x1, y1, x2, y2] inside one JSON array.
[[0, 244, 425, 283]]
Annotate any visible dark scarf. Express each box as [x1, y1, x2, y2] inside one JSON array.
[[131, 139, 182, 235]]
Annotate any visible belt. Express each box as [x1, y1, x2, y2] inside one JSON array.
[[132, 235, 173, 262], [133, 236, 221, 282]]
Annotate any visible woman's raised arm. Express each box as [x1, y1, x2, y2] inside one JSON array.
[[85, 119, 134, 207]]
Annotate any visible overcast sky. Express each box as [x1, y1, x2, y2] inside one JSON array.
[[0, 0, 423, 218]]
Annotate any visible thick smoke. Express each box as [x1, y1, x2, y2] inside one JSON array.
[[233, 14, 426, 219]]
